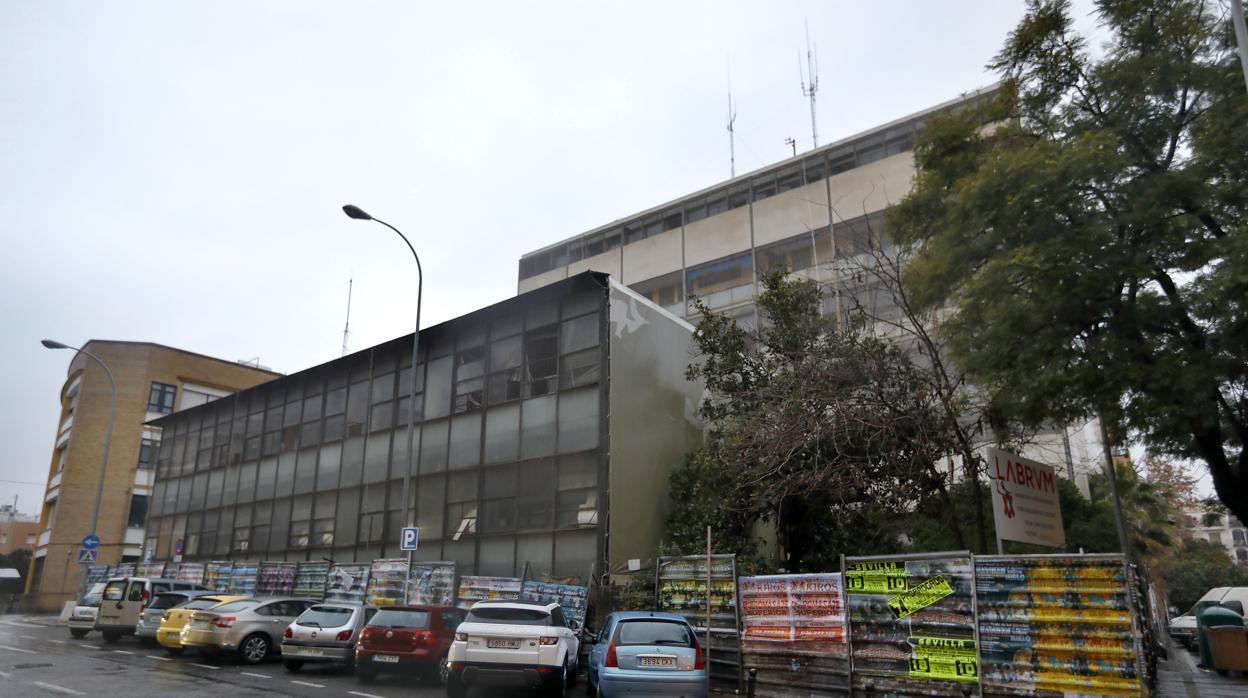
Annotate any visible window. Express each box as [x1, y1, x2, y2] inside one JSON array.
[[631, 272, 684, 313], [454, 346, 485, 413], [687, 253, 754, 311], [148, 382, 177, 414], [757, 235, 816, 275], [121, 493, 147, 528], [524, 326, 559, 397], [487, 335, 524, 404], [136, 438, 157, 470]]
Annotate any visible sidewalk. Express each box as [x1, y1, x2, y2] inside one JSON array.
[[1156, 640, 1248, 698]]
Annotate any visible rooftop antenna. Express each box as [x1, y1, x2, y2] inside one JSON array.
[[727, 60, 738, 178], [799, 20, 819, 148], [341, 277, 353, 357], [785, 137, 797, 157]]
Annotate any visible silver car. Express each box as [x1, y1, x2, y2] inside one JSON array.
[[67, 586, 104, 638], [135, 591, 212, 646], [281, 602, 377, 672], [180, 596, 315, 664]]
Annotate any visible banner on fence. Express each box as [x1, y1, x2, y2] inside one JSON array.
[[136, 562, 165, 578], [739, 573, 847, 652], [229, 562, 259, 595], [176, 562, 204, 585], [656, 554, 738, 631], [292, 561, 330, 599], [113, 563, 136, 578], [326, 564, 371, 604], [976, 555, 1142, 697], [844, 553, 979, 690], [407, 562, 456, 606], [257, 561, 297, 595], [204, 562, 232, 592], [85, 565, 111, 586], [520, 581, 589, 627], [366, 559, 409, 606], [457, 576, 522, 608]]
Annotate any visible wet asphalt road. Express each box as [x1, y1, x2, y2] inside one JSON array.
[[0, 616, 559, 698]]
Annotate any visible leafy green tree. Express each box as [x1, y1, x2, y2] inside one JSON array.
[[1160, 538, 1248, 611], [889, 0, 1248, 525]]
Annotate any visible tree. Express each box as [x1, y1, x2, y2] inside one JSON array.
[[1159, 538, 1248, 611], [889, 0, 1248, 525]]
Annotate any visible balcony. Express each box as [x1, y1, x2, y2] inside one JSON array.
[[133, 468, 154, 488], [59, 413, 74, 434], [37, 529, 51, 547], [124, 528, 145, 546]]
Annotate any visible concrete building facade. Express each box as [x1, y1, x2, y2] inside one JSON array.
[[30, 341, 280, 611], [518, 86, 1109, 482], [0, 505, 39, 557], [1183, 507, 1248, 566], [145, 274, 702, 583]]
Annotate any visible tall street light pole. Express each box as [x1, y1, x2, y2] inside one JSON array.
[[342, 205, 423, 567], [42, 339, 116, 594]]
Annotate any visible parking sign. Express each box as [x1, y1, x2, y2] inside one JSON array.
[[400, 526, 420, 551]]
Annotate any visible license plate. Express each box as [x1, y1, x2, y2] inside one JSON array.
[[487, 638, 521, 649], [639, 656, 676, 667], [372, 654, 400, 663], [296, 647, 323, 657]]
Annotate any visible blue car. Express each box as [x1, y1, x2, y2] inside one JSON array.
[[585, 611, 707, 697]]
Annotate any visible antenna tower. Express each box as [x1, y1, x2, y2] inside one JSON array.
[[727, 61, 738, 178], [799, 21, 819, 148], [341, 277, 353, 357]]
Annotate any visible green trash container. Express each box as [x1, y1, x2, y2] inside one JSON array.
[[1197, 605, 1244, 668]]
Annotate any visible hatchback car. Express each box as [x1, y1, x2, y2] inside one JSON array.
[[281, 602, 377, 671], [446, 601, 580, 697], [67, 586, 104, 638], [136, 591, 213, 646], [354, 605, 465, 683], [156, 594, 246, 654], [179, 597, 315, 664], [586, 612, 707, 698]]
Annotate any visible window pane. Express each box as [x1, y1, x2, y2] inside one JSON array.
[[517, 534, 553, 577], [559, 349, 599, 389], [424, 356, 453, 420], [295, 447, 318, 494], [276, 452, 296, 499], [317, 443, 341, 489], [478, 537, 515, 577], [557, 388, 599, 453], [416, 475, 445, 540], [419, 419, 448, 474], [560, 314, 598, 354], [554, 529, 598, 578], [490, 335, 522, 371], [448, 413, 481, 469], [483, 403, 520, 464], [520, 395, 557, 460], [524, 327, 558, 397], [364, 432, 391, 483], [341, 436, 365, 486], [255, 458, 276, 500], [346, 381, 369, 436]]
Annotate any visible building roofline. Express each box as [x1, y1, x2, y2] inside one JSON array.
[[74, 340, 284, 378], [520, 83, 1001, 260]]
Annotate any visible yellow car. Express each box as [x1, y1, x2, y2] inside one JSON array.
[[157, 595, 246, 653]]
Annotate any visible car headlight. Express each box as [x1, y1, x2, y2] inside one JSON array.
[[455, 632, 468, 641]]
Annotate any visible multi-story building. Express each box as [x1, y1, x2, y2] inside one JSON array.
[[517, 86, 1107, 482], [144, 274, 702, 582], [29, 341, 280, 611], [1183, 507, 1248, 566], [0, 504, 39, 557]]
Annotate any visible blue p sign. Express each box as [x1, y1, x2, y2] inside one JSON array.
[[400, 527, 420, 551]]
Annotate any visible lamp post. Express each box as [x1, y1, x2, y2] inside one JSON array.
[[42, 339, 116, 595], [342, 205, 423, 565]]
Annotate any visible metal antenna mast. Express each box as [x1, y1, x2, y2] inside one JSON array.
[[727, 61, 738, 178], [799, 21, 819, 148], [341, 277, 353, 357]]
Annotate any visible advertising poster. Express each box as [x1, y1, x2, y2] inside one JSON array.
[[136, 562, 166, 578], [85, 565, 111, 586], [325, 564, 371, 603], [844, 554, 979, 690], [176, 562, 205, 585], [229, 562, 259, 595], [457, 576, 522, 608], [114, 563, 136, 578], [975, 555, 1142, 697], [407, 562, 456, 606], [257, 561, 297, 595], [739, 573, 847, 652], [366, 559, 409, 606], [292, 561, 330, 599], [520, 581, 589, 627], [204, 562, 233, 592], [656, 554, 738, 631]]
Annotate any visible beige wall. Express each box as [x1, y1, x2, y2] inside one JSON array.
[[622, 227, 683, 285], [29, 342, 278, 611]]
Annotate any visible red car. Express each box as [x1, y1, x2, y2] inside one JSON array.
[[355, 605, 466, 683]]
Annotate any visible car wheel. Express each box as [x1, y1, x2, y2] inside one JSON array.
[[284, 659, 304, 672], [438, 654, 450, 684], [567, 656, 578, 686], [239, 633, 271, 665], [547, 664, 568, 697], [69, 628, 89, 639], [445, 675, 468, 698], [101, 631, 121, 643]]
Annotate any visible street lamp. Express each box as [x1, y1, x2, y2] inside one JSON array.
[[42, 339, 117, 593], [342, 205, 423, 562]]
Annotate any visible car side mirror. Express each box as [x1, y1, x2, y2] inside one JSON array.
[[568, 620, 580, 631]]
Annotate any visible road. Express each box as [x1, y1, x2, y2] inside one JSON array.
[[0, 616, 563, 698]]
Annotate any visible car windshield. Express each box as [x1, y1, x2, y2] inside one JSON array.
[[617, 620, 694, 647], [79, 594, 102, 607], [148, 594, 186, 611], [206, 599, 261, 614], [465, 607, 550, 626], [367, 610, 430, 629], [298, 606, 354, 628]]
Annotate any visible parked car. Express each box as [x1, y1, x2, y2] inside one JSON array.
[[156, 594, 246, 654], [446, 601, 579, 698], [95, 576, 210, 642], [136, 591, 214, 646], [585, 612, 707, 698], [281, 602, 377, 672], [1170, 586, 1248, 648], [354, 605, 465, 683], [67, 584, 105, 638], [179, 596, 315, 664]]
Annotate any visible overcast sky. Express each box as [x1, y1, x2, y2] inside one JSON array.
[[1, 1, 1109, 515]]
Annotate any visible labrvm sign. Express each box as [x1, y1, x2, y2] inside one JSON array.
[[987, 448, 1065, 548]]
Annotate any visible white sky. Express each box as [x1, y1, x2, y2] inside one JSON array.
[[1, 1, 1105, 515]]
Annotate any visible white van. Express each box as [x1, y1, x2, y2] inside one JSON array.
[[1169, 587, 1248, 647], [95, 577, 209, 643]]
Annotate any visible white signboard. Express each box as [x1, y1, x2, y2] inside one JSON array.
[[987, 448, 1065, 548]]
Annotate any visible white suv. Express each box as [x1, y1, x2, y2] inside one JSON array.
[[446, 601, 580, 698]]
